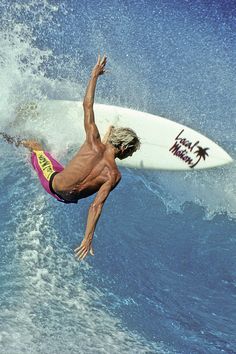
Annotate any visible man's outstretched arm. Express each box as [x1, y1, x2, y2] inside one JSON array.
[[83, 54, 107, 143], [74, 178, 113, 260]]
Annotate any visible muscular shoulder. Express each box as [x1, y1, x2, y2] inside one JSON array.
[[80, 139, 105, 156], [103, 149, 121, 184], [108, 168, 121, 190]]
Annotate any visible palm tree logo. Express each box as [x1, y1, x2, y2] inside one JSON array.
[[190, 146, 209, 168]]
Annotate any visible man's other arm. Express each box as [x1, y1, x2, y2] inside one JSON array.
[[74, 178, 114, 260]]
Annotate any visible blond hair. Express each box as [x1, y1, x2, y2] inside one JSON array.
[[108, 127, 141, 152]]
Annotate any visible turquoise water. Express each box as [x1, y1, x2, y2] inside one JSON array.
[[0, 1, 235, 353]]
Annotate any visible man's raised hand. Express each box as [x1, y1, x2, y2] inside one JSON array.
[[92, 54, 107, 77]]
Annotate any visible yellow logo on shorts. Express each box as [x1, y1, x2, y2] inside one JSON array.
[[35, 151, 55, 181]]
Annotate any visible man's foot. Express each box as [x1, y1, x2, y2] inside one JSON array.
[[0, 132, 43, 151], [21, 140, 43, 151]]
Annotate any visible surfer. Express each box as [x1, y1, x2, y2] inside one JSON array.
[[0, 55, 140, 260]]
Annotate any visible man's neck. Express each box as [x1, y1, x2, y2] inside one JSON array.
[[105, 143, 119, 159]]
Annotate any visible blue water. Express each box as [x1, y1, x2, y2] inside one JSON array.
[[0, 1, 236, 353]]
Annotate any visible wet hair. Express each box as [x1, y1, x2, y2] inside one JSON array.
[[108, 126, 141, 153]]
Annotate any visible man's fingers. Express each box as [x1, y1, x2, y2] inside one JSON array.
[[74, 244, 84, 253], [74, 244, 89, 260], [97, 53, 106, 65], [75, 249, 86, 259], [74, 245, 85, 256], [101, 55, 107, 66], [90, 247, 94, 256], [79, 249, 88, 260]]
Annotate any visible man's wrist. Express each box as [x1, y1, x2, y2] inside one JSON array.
[[84, 234, 93, 241], [91, 70, 98, 78]]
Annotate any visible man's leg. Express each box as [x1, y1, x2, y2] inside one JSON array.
[[0, 132, 43, 151]]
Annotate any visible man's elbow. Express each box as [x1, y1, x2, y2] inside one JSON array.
[[90, 202, 102, 216], [83, 99, 93, 110]]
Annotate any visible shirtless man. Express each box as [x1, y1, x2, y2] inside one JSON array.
[[0, 55, 140, 260]]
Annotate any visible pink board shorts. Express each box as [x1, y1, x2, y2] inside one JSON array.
[[31, 150, 75, 203]]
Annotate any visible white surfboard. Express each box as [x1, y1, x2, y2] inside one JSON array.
[[17, 100, 233, 171]]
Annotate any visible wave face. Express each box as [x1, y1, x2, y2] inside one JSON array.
[[0, 0, 235, 353]]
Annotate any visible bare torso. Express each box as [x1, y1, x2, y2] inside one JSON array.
[[52, 140, 121, 202]]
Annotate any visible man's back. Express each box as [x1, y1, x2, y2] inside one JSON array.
[[52, 139, 121, 201]]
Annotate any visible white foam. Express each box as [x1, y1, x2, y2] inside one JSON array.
[[0, 183, 168, 353]]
